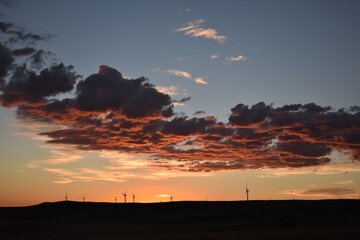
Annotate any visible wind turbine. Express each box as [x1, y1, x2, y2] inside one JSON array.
[[115, 195, 117, 203], [82, 194, 86, 202], [122, 190, 127, 203], [64, 192, 68, 201], [132, 193, 135, 203], [245, 183, 250, 201], [170, 193, 173, 202]]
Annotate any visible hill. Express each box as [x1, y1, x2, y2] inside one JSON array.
[[0, 200, 359, 239]]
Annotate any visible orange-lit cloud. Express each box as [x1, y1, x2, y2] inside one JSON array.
[[2, 65, 360, 177], [194, 77, 208, 85], [155, 86, 178, 96], [163, 69, 192, 79], [227, 55, 247, 62], [175, 19, 227, 44]]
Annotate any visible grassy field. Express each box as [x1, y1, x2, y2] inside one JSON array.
[[0, 200, 359, 239]]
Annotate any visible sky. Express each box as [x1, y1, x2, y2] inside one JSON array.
[[0, 0, 359, 206]]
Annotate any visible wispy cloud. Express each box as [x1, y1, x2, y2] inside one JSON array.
[[27, 145, 84, 168], [156, 68, 208, 85], [173, 102, 185, 106], [173, 57, 185, 61], [175, 19, 227, 44], [283, 188, 359, 198], [179, 8, 191, 14], [155, 194, 171, 198], [35, 150, 212, 184], [194, 77, 208, 85], [210, 54, 219, 60], [258, 160, 360, 178], [163, 69, 192, 79], [227, 55, 247, 62], [333, 180, 354, 185]]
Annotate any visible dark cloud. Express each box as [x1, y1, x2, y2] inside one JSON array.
[[75, 65, 173, 118], [229, 102, 272, 126], [162, 116, 217, 136], [276, 142, 332, 158], [173, 96, 191, 105], [1, 20, 58, 91], [279, 157, 330, 168], [194, 111, 205, 115], [0, 0, 19, 7], [0, 42, 14, 87], [6, 29, 51, 45], [0, 22, 14, 33], [0, 63, 79, 107], [11, 47, 35, 56]]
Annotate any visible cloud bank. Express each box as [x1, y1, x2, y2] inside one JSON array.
[[1, 20, 359, 175]]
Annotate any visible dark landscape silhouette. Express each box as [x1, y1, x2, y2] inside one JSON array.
[[0, 200, 359, 240]]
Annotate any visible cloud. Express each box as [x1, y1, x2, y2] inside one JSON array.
[[27, 148, 84, 168], [227, 55, 247, 62], [210, 55, 219, 60], [194, 77, 208, 85], [15, 96, 360, 173], [178, 8, 191, 14], [194, 111, 206, 115], [0, 20, 78, 107], [163, 69, 192, 79], [0, 63, 79, 107], [175, 19, 227, 44], [155, 194, 170, 198], [74, 65, 174, 118], [0, 0, 19, 7], [1, 21, 359, 176], [155, 86, 178, 95], [11, 47, 35, 56], [173, 57, 185, 61], [172, 97, 191, 107], [333, 180, 354, 185], [258, 159, 360, 178], [157, 69, 208, 86], [283, 188, 359, 198], [0, 42, 14, 85]]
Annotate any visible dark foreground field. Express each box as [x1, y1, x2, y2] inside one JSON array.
[[0, 200, 359, 240]]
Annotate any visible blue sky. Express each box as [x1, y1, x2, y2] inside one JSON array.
[[0, 0, 359, 205]]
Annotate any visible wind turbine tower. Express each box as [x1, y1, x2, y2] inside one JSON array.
[[246, 183, 250, 201], [123, 190, 127, 203], [132, 193, 135, 203], [115, 195, 117, 203], [170, 193, 173, 202], [65, 192, 68, 201]]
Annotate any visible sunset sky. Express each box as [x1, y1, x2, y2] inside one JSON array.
[[1, 0, 359, 206]]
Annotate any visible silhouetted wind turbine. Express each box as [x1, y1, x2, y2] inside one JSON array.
[[122, 190, 127, 203], [246, 183, 250, 201], [115, 195, 117, 203], [132, 193, 135, 203], [64, 192, 68, 201], [245, 181, 250, 201], [82, 194, 87, 202], [170, 193, 173, 202]]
